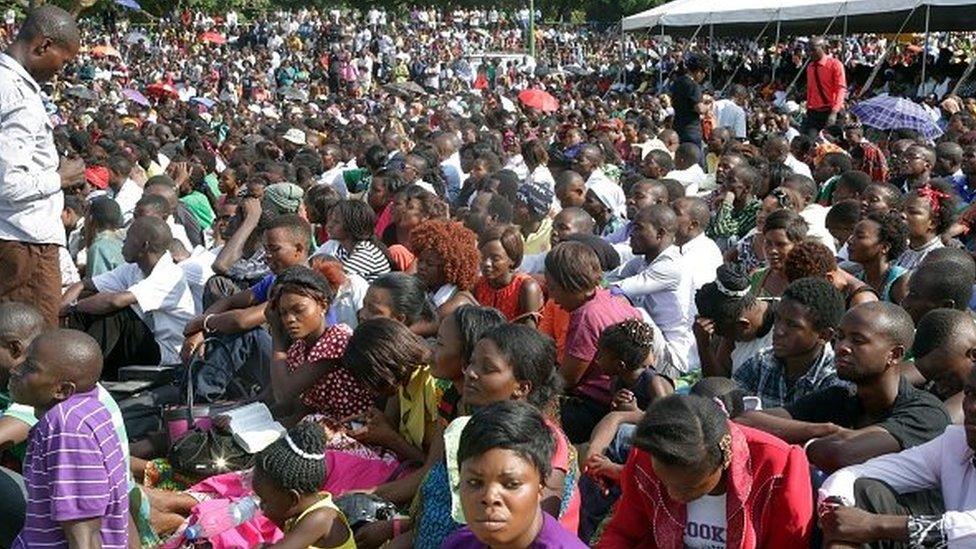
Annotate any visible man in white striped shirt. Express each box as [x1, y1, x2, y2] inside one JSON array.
[[0, 6, 83, 326]]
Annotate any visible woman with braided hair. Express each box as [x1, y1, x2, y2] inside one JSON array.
[[252, 422, 356, 549], [895, 181, 957, 271], [596, 395, 814, 548]]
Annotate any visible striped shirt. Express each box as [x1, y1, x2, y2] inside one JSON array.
[[336, 240, 391, 283], [13, 388, 129, 549]]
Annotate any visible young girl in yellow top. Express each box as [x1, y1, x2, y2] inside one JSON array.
[[253, 423, 356, 549]]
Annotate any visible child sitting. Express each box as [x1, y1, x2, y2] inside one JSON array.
[[9, 329, 129, 548], [252, 423, 355, 549], [442, 401, 586, 548], [594, 319, 676, 413]]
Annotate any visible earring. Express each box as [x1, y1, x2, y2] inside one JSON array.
[[719, 434, 733, 470]]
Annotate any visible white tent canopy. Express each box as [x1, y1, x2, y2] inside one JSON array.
[[623, 0, 976, 34]]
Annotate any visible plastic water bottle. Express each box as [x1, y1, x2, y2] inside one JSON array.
[[184, 496, 260, 540]]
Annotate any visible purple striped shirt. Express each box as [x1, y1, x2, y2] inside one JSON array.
[[13, 387, 129, 549]]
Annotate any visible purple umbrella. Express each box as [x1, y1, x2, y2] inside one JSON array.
[[850, 95, 943, 140], [122, 88, 150, 107]]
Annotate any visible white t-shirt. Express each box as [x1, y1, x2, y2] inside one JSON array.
[[177, 246, 217, 314], [684, 493, 727, 548], [92, 252, 196, 365], [111, 178, 144, 224]]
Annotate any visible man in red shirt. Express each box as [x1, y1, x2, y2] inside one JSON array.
[[804, 37, 846, 138]]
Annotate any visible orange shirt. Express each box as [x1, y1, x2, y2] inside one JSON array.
[[538, 298, 570, 364]]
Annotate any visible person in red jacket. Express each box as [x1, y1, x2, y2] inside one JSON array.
[[597, 394, 813, 549]]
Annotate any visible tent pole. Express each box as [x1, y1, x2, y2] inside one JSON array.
[[659, 25, 665, 92], [772, 19, 781, 84], [620, 20, 626, 88], [858, 5, 919, 97], [842, 15, 848, 61], [709, 23, 714, 88], [922, 4, 931, 94]]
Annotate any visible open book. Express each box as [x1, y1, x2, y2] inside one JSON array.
[[223, 403, 286, 454]]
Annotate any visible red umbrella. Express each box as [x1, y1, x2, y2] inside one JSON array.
[[146, 82, 179, 99], [198, 31, 227, 45], [517, 88, 559, 112]]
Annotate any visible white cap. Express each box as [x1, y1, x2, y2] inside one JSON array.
[[282, 128, 306, 145]]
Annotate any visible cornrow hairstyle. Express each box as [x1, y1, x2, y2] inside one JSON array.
[[632, 394, 730, 471], [369, 273, 436, 325], [479, 324, 562, 409], [343, 318, 430, 394], [695, 264, 757, 326], [269, 265, 337, 309], [452, 305, 507, 366], [782, 277, 845, 331], [457, 400, 554, 481], [255, 422, 327, 494], [864, 211, 909, 261], [598, 319, 656, 370]]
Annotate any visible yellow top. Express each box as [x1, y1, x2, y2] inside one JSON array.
[[285, 492, 356, 549], [398, 365, 441, 451]]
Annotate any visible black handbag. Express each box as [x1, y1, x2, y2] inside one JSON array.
[[168, 427, 254, 478], [333, 493, 398, 531], [167, 338, 252, 477]]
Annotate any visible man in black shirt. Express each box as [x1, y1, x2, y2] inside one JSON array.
[[737, 302, 950, 472], [670, 53, 710, 151]]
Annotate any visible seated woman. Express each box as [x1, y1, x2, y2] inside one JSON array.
[[597, 394, 814, 548], [323, 199, 392, 283], [382, 185, 448, 269], [545, 241, 642, 444], [474, 224, 543, 324], [784, 240, 878, 308], [265, 265, 373, 431], [81, 196, 126, 277], [358, 272, 437, 335], [367, 169, 409, 239], [726, 186, 803, 273], [748, 208, 809, 299], [849, 211, 910, 303], [442, 401, 587, 549], [342, 318, 437, 465], [693, 264, 777, 378], [381, 325, 580, 549], [410, 219, 481, 334], [353, 306, 508, 547]]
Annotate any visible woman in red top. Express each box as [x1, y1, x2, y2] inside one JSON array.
[[474, 225, 543, 324], [598, 394, 813, 549]]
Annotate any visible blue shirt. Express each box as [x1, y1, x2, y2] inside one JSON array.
[[249, 273, 276, 304]]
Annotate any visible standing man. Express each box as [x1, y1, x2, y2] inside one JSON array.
[[804, 37, 846, 138], [670, 53, 711, 153], [0, 6, 83, 326]]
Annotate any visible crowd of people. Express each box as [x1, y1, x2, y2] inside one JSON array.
[[5, 2, 976, 549]]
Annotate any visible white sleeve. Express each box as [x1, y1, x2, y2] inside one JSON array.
[[610, 259, 680, 296], [92, 263, 136, 294], [819, 431, 946, 505], [0, 98, 61, 203], [129, 266, 183, 313]]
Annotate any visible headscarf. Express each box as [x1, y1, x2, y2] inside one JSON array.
[[586, 172, 627, 219]]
